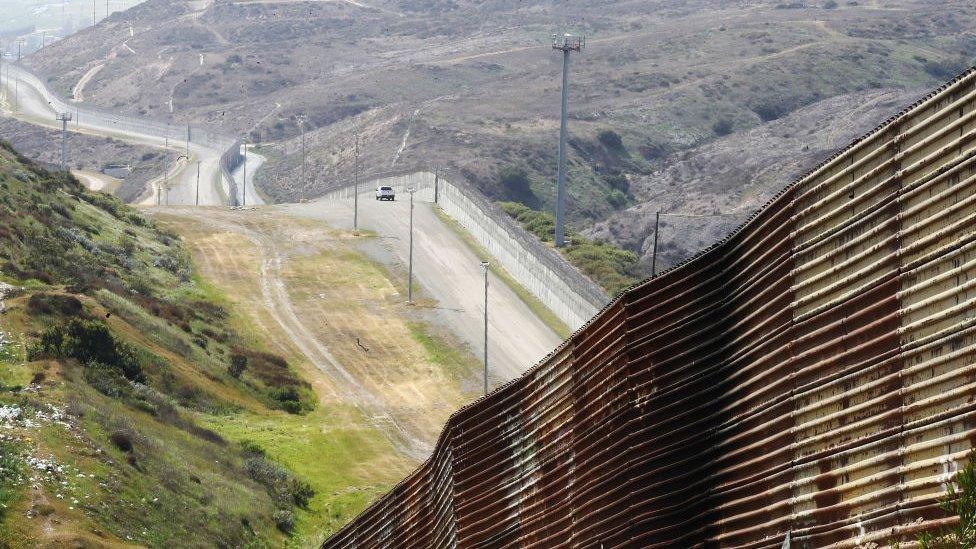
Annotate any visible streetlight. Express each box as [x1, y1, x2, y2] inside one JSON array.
[[552, 33, 584, 248], [480, 260, 489, 396], [241, 137, 248, 207], [295, 114, 307, 202], [195, 160, 202, 206], [407, 187, 417, 304], [353, 135, 361, 231]]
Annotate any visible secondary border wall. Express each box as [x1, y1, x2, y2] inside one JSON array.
[[322, 171, 609, 330], [322, 67, 976, 548]]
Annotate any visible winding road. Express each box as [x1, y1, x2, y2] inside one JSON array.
[[0, 63, 262, 206]]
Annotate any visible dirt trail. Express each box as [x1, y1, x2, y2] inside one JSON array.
[[159, 208, 458, 461]]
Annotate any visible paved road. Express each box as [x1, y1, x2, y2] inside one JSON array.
[[0, 63, 260, 206], [283, 192, 564, 384]]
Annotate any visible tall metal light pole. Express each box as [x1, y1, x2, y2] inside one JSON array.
[[195, 160, 201, 205], [407, 187, 417, 304], [651, 211, 660, 276], [480, 260, 490, 396], [56, 112, 72, 171], [353, 135, 360, 231], [552, 33, 584, 248], [241, 137, 248, 207], [296, 114, 307, 202]]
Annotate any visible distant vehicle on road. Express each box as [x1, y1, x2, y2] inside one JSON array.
[[375, 186, 396, 201]]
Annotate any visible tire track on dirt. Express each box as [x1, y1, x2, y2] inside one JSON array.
[[179, 210, 432, 461]]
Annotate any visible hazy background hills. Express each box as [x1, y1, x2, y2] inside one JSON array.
[[20, 0, 976, 271]]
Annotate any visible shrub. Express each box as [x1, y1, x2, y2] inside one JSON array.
[[244, 456, 315, 510], [228, 354, 248, 378], [84, 361, 132, 398], [597, 130, 625, 151], [26, 293, 83, 317], [604, 173, 629, 193], [916, 454, 976, 547], [712, 118, 734, 136], [30, 319, 144, 383], [497, 166, 538, 206], [273, 509, 295, 534], [823, 0, 838, 7], [109, 430, 134, 452], [607, 189, 629, 209]]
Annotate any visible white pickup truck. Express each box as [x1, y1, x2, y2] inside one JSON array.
[[375, 186, 396, 201]]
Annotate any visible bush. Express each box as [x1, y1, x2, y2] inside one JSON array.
[[497, 166, 538, 206], [26, 293, 83, 317], [823, 0, 838, 7], [228, 354, 248, 378], [712, 118, 734, 136], [273, 509, 295, 534], [84, 361, 133, 398], [597, 130, 625, 151], [607, 189, 629, 209], [244, 456, 315, 509], [604, 173, 629, 193], [30, 319, 144, 383], [109, 430, 134, 452], [917, 454, 976, 547]]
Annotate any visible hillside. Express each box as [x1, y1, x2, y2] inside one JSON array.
[[22, 1, 976, 264], [0, 141, 348, 546], [0, 140, 318, 546]]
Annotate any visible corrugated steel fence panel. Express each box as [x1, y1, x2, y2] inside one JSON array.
[[322, 67, 976, 548]]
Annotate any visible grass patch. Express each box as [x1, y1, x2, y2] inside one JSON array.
[[407, 321, 475, 381], [201, 406, 407, 547], [433, 206, 571, 339]]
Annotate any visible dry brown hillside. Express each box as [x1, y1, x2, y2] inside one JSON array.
[[24, 0, 976, 270]]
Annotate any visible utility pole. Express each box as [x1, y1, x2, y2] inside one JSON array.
[[551, 33, 584, 248], [432, 165, 439, 204], [407, 187, 417, 304], [353, 135, 360, 231], [92, 1, 96, 26], [651, 211, 660, 276], [241, 137, 248, 207], [186, 123, 191, 158], [296, 114, 307, 202], [156, 183, 161, 206], [195, 160, 201, 206], [56, 112, 72, 171], [481, 261, 490, 396]]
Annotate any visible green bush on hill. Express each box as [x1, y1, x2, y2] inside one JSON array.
[[29, 318, 144, 383], [499, 201, 642, 296]]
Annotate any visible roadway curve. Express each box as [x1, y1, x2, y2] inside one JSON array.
[[0, 63, 263, 206]]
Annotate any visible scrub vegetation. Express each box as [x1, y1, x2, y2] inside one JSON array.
[[0, 140, 314, 546], [499, 201, 642, 296]]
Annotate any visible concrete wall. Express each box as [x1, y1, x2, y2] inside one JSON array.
[[322, 172, 609, 330]]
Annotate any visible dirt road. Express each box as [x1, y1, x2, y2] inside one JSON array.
[[284, 193, 563, 383], [158, 207, 487, 462]]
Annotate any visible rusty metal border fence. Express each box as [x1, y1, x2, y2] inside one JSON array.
[[323, 67, 976, 548]]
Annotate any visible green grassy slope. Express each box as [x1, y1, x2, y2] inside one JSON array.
[[0, 141, 316, 547]]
